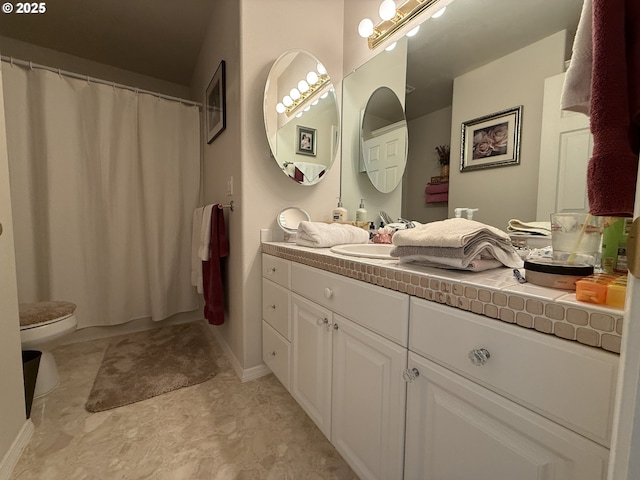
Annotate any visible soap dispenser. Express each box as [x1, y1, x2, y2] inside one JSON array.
[[466, 208, 479, 220], [332, 197, 348, 222], [356, 199, 367, 222]]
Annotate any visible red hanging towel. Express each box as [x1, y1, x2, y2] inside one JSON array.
[[202, 205, 230, 325], [587, 0, 640, 217]]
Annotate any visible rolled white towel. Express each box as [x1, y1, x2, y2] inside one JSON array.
[[296, 221, 369, 248], [392, 218, 511, 248]]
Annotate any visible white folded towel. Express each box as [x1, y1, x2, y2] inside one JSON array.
[[198, 204, 214, 261], [560, 0, 592, 116], [191, 207, 204, 293], [391, 244, 524, 269], [507, 219, 552, 236], [402, 256, 504, 272], [296, 221, 369, 248], [295, 162, 325, 184], [392, 218, 511, 248]]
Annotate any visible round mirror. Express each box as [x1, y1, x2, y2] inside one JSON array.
[[361, 87, 408, 193], [263, 50, 340, 186]]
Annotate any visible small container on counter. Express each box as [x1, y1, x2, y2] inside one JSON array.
[[523, 259, 594, 291]]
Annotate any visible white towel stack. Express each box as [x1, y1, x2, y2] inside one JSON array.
[[390, 218, 523, 272], [296, 221, 369, 248]]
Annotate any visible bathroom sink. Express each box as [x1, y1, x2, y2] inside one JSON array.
[[330, 243, 397, 259]]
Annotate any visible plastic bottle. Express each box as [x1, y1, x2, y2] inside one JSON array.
[[601, 217, 624, 274], [332, 197, 348, 222], [356, 199, 368, 222]]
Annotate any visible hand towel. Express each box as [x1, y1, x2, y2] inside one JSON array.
[[425, 192, 448, 204], [507, 219, 552, 236], [191, 207, 204, 293], [391, 218, 511, 248], [561, 0, 593, 115], [198, 204, 214, 261], [401, 256, 504, 273], [294, 162, 326, 184], [424, 183, 449, 195], [391, 242, 524, 269], [296, 221, 369, 248], [587, 0, 640, 217], [202, 205, 230, 326]]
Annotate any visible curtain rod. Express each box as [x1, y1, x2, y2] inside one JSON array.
[[0, 55, 202, 108]]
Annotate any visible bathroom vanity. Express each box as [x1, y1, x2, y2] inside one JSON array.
[[261, 242, 619, 480]]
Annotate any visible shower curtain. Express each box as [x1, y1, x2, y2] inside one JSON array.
[[2, 64, 200, 328]]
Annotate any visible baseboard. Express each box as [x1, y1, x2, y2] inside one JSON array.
[[0, 419, 34, 480], [209, 327, 272, 383]]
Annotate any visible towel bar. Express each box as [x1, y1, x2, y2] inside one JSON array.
[[218, 201, 235, 211]]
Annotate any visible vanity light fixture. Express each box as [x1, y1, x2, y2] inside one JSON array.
[[358, 0, 452, 50], [385, 41, 398, 51], [279, 72, 330, 117]]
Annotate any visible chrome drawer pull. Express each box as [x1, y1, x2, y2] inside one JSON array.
[[268, 351, 276, 358], [324, 287, 333, 299], [269, 267, 276, 273], [468, 348, 491, 366], [269, 304, 276, 310]]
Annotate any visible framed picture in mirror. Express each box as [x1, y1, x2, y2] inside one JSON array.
[[206, 60, 226, 143], [296, 126, 316, 156], [460, 105, 522, 172]]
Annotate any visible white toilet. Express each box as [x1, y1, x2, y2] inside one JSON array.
[[19, 301, 78, 398]]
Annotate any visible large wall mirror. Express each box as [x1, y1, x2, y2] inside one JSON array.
[[263, 49, 340, 186], [342, 0, 584, 230], [361, 87, 408, 193]]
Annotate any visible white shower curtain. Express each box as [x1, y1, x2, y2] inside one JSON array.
[[2, 64, 200, 328]]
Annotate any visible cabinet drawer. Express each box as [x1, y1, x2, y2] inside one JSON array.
[[291, 262, 409, 347], [263, 321, 290, 391], [262, 278, 291, 340], [262, 254, 290, 288], [409, 297, 618, 448]]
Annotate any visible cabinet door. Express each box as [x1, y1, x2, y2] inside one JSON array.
[[291, 293, 333, 438], [331, 314, 407, 480], [404, 353, 609, 480]]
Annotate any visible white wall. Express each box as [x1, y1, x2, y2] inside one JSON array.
[[448, 31, 567, 229], [190, 0, 344, 374], [0, 65, 29, 472], [404, 106, 451, 223], [0, 36, 190, 100]]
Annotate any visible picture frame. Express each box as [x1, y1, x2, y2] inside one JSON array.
[[296, 125, 316, 156], [206, 60, 226, 143], [460, 105, 522, 172]]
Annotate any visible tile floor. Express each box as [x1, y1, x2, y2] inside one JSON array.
[[11, 324, 358, 480]]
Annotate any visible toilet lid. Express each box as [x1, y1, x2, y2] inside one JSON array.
[[19, 300, 77, 328]]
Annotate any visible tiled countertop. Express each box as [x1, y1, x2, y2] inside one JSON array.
[[262, 242, 623, 354]]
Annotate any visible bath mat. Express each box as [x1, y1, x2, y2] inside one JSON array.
[[85, 322, 218, 412]]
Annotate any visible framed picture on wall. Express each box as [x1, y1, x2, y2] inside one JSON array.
[[296, 125, 316, 156], [206, 60, 226, 143], [460, 105, 522, 172]]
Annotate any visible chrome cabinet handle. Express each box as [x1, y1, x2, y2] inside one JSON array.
[[324, 287, 333, 299], [468, 348, 491, 366], [269, 304, 276, 310], [332, 323, 339, 331], [403, 368, 420, 383], [268, 351, 276, 357], [268, 267, 276, 273], [316, 317, 329, 327]]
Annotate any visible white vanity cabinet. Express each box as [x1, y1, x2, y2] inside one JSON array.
[[261, 254, 292, 389], [404, 297, 618, 480], [290, 262, 410, 480]]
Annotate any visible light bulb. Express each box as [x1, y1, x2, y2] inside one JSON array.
[[317, 63, 327, 75], [358, 18, 374, 38], [312, 99, 319, 106], [432, 7, 446, 18], [385, 41, 397, 51], [283, 95, 293, 107], [406, 25, 420, 37], [296, 112, 303, 118], [306, 71, 319, 85], [320, 92, 329, 99], [298, 80, 310, 93], [304, 106, 311, 112], [290, 88, 301, 100], [276, 103, 286, 113], [379, 0, 396, 21]]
